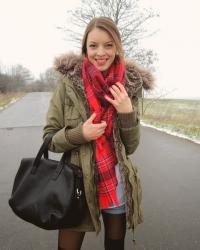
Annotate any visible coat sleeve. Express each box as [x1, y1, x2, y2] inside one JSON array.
[[117, 96, 140, 155], [43, 81, 84, 153]]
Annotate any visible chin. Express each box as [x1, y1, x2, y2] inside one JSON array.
[[96, 64, 111, 72]]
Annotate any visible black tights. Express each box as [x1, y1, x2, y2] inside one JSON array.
[[58, 213, 126, 250], [58, 230, 85, 250], [102, 212, 126, 250]]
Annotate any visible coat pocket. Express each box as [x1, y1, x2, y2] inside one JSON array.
[[64, 104, 82, 128]]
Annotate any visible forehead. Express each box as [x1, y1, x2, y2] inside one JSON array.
[[87, 27, 113, 43]]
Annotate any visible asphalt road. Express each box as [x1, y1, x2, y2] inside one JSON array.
[[0, 93, 200, 250]]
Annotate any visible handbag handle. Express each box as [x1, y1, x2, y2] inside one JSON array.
[[31, 133, 68, 176]]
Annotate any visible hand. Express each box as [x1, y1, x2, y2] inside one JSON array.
[[104, 82, 133, 113], [82, 113, 107, 141]]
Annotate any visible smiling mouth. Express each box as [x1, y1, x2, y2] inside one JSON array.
[[95, 59, 108, 66]]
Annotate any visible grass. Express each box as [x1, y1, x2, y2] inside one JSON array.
[[0, 92, 26, 110], [139, 99, 200, 142]]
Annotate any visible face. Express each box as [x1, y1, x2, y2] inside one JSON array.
[[86, 28, 117, 74]]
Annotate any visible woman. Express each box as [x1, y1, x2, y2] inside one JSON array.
[[43, 16, 154, 250]]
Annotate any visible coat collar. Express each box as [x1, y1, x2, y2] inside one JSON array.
[[54, 53, 154, 98]]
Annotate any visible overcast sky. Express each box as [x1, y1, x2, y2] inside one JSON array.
[[0, 0, 200, 98]]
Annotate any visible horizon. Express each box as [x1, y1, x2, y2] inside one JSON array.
[[144, 96, 200, 100], [0, 0, 200, 99]]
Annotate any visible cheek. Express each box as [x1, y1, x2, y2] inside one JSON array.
[[87, 50, 95, 60], [109, 53, 116, 63], [109, 49, 117, 59]]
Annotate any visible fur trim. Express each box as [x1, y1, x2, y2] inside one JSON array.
[[54, 53, 154, 97], [125, 60, 154, 91]]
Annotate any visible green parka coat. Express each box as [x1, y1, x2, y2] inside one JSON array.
[[43, 53, 154, 234]]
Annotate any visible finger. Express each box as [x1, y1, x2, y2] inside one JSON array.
[[88, 112, 96, 122], [93, 131, 103, 140], [104, 95, 115, 105], [96, 122, 107, 129], [100, 120, 107, 126], [97, 130, 105, 137], [97, 128, 105, 135], [115, 82, 127, 94], [111, 84, 121, 95], [109, 87, 121, 101], [101, 120, 107, 127]]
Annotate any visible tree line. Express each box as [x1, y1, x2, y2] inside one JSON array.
[[0, 64, 61, 94]]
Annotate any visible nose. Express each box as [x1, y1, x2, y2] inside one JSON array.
[[96, 46, 106, 56]]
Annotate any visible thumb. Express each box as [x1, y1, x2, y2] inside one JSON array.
[[87, 112, 96, 123]]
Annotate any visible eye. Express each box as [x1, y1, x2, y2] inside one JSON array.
[[89, 44, 96, 48], [105, 43, 113, 48]]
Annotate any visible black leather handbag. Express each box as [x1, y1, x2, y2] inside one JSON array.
[[8, 133, 86, 230]]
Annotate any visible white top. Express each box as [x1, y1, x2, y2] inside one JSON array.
[[108, 163, 125, 208]]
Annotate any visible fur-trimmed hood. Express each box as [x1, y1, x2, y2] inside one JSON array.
[[54, 53, 154, 98]]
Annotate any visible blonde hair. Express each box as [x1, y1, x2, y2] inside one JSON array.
[[82, 17, 124, 59]]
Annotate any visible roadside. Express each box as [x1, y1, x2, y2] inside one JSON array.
[[140, 98, 200, 144], [0, 92, 26, 110]]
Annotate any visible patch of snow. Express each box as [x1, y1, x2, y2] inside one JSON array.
[[10, 98, 19, 104], [0, 97, 21, 111], [141, 121, 200, 145]]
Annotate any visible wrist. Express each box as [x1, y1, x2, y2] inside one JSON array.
[[117, 111, 137, 128], [117, 107, 134, 113], [66, 123, 89, 145]]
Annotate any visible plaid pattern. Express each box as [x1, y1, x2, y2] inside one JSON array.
[[82, 57, 125, 208]]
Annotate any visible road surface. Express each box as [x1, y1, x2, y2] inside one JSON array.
[[0, 93, 200, 250]]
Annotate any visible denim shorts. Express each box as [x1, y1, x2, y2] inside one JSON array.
[[101, 204, 126, 214]]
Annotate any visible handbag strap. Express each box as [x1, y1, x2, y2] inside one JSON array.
[[51, 152, 67, 180], [31, 133, 68, 174]]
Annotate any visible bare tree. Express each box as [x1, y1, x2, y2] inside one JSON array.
[[59, 0, 159, 67], [9, 65, 34, 91], [0, 73, 10, 93], [10, 64, 34, 83], [39, 68, 61, 90], [0, 64, 34, 93], [25, 67, 62, 92]]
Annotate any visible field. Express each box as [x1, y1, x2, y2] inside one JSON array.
[[140, 99, 200, 143]]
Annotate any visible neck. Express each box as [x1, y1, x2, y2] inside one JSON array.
[[102, 70, 108, 77]]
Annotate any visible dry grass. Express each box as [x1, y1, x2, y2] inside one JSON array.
[[140, 99, 200, 141], [0, 92, 25, 109]]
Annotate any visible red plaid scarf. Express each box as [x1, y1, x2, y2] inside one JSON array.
[[82, 56, 125, 208]]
